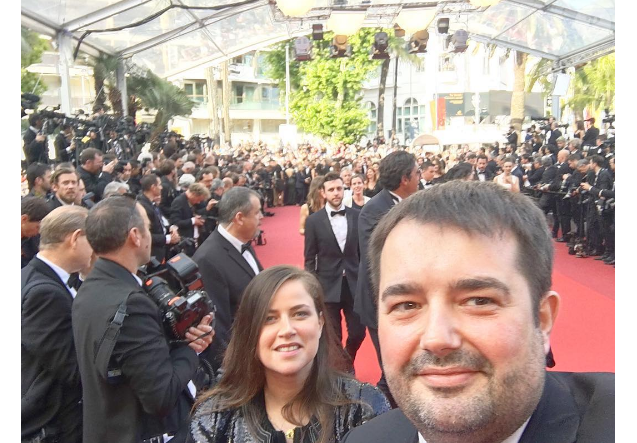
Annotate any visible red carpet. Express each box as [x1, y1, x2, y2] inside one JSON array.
[[254, 205, 615, 383]]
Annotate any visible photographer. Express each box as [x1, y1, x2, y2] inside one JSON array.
[[77, 148, 116, 203], [23, 113, 49, 165], [169, 183, 211, 254], [72, 196, 214, 443], [54, 124, 76, 164], [582, 118, 600, 149], [580, 155, 613, 257]]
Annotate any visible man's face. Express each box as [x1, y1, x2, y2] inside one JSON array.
[[174, 159, 184, 169], [568, 159, 578, 170], [467, 157, 477, 166], [121, 163, 132, 181], [239, 196, 263, 240], [75, 179, 86, 205], [136, 204, 152, 265], [421, 166, 435, 182], [86, 155, 104, 174], [557, 140, 566, 150], [404, 164, 420, 195], [38, 170, 52, 192], [378, 222, 555, 442], [22, 216, 41, 238], [152, 178, 163, 201], [54, 173, 78, 204], [199, 173, 213, 189], [476, 159, 487, 172], [340, 169, 352, 187], [322, 178, 344, 209], [186, 191, 207, 206]]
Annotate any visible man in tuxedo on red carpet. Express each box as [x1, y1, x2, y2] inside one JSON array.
[[192, 186, 264, 370], [304, 171, 365, 365], [355, 150, 420, 405], [342, 182, 614, 443]]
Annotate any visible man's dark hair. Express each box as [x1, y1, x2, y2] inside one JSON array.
[[92, 104, 104, 113], [378, 151, 416, 191], [230, 173, 241, 185], [421, 161, 435, 170], [466, 152, 477, 160], [28, 113, 42, 127], [51, 167, 78, 186], [369, 181, 553, 324], [568, 153, 582, 162], [443, 162, 473, 181], [158, 159, 176, 177], [322, 172, 342, 188], [596, 134, 607, 143], [590, 155, 606, 168], [26, 163, 50, 191], [21, 196, 51, 222], [476, 154, 488, 162], [141, 173, 160, 192], [86, 196, 145, 254], [79, 148, 102, 165], [217, 187, 261, 225], [196, 167, 215, 182]]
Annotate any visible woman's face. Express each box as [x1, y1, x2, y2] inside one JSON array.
[[366, 168, 375, 180], [351, 177, 364, 195], [503, 162, 513, 174], [258, 280, 324, 381]]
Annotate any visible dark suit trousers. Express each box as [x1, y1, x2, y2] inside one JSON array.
[[556, 197, 572, 237], [325, 277, 366, 361], [367, 327, 397, 408]]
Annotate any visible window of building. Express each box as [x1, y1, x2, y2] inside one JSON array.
[[397, 98, 425, 142], [366, 101, 377, 135], [184, 81, 207, 104], [439, 55, 455, 72]]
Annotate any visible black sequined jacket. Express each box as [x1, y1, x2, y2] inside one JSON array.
[[189, 378, 390, 443]]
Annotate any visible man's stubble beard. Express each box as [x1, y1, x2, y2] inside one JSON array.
[[386, 331, 546, 443]]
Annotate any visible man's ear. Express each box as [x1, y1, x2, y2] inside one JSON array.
[[538, 291, 560, 355], [128, 227, 141, 247], [69, 229, 83, 248], [21, 214, 29, 224]]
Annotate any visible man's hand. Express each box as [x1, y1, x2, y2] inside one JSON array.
[[193, 215, 205, 227], [206, 199, 218, 211], [35, 134, 46, 142], [580, 182, 592, 191], [186, 314, 214, 353], [169, 230, 181, 245], [102, 159, 118, 174]]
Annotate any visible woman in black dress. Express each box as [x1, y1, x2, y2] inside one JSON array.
[[189, 266, 390, 443]]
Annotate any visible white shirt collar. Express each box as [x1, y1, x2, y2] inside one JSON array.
[[217, 223, 245, 254], [326, 202, 346, 219], [418, 418, 530, 443], [36, 253, 71, 290], [388, 190, 402, 203]]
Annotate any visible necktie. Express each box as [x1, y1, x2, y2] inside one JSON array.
[[330, 209, 346, 217], [390, 195, 399, 204], [67, 273, 81, 290], [241, 242, 252, 254]]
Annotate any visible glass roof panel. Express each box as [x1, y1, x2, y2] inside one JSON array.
[[554, 0, 615, 22], [497, 9, 614, 56], [130, 28, 223, 76], [22, 0, 119, 24], [467, 2, 535, 39]]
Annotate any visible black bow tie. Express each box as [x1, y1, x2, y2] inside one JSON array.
[[67, 273, 81, 290], [478, 170, 486, 174], [343, 186, 350, 190], [241, 242, 252, 254], [330, 209, 346, 217], [425, 182, 433, 186]]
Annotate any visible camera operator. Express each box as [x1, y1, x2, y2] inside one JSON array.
[[547, 121, 563, 148], [193, 168, 217, 245], [169, 183, 211, 255], [106, 128, 132, 161], [72, 196, 214, 443], [54, 124, 76, 164], [582, 118, 600, 149], [505, 125, 518, 151], [552, 150, 576, 241], [581, 160, 615, 264], [23, 113, 49, 165], [77, 148, 116, 203], [567, 158, 590, 241], [536, 156, 558, 234], [158, 160, 179, 217], [579, 155, 612, 256]]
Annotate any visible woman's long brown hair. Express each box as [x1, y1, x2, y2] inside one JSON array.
[[195, 265, 353, 443]]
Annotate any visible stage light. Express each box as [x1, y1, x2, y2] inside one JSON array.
[[312, 24, 324, 41], [437, 18, 449, 34], [395, 8, 436, 35], [293, 36, 312, 61], [330, 35, 353, 58], [408, 30, 429, 54], [370, 32, 390, 60], [276, 0, 314, 17], [450, 29, 469, 53], [393, 23, 405, 38]]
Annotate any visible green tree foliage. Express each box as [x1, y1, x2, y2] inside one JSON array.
[[21, 28, 50, 96], [265, 28, 383, 143], [563, 54, 614, 118]]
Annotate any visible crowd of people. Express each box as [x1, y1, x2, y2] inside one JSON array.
[[21, 111, 614, 443]]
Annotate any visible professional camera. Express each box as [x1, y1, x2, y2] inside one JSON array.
[[142, 253, 215, 342], [602, 109, 615, 124], [170, 237, 197, 257]]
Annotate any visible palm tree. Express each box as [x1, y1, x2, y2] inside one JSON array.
[[129, 72, 195, 145], [510, 50, 528, 140], [90, 53, 124, 115], [563, 54, 614, 119]]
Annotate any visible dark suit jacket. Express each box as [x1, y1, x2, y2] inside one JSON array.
[[342, 371, 615, 443], [192, 229, 263, 369], [511, 165, 525, 184], [23, 128, 49, 165], [528, 166, 545, 187], [354, 188, 396, 329], [473, 169, 494, 182], [72, 258, 199, 443], [77, 166, 112, 202], [22, 258, 82, 441], [54, 132, 73, 164], [160, 176, 179, 218], [169, 193, 198, 240], [138, 194, 168, 263], [548, 129, 562, 146], [304, 207, 360, 303]]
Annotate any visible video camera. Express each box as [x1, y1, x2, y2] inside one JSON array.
[[602, 109, 615, 124], [141, 253, 215, 343]]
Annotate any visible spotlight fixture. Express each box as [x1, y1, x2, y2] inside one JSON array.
[[449, 29, 469, 53], [370, 32, 390, 60], [393, 23, 405, 38], [330, 35, 353, 58], [293, 36, 312, 61], [312, 24, 324, 41], [408, 30, 429, 54], [437, 18, 450, 34]]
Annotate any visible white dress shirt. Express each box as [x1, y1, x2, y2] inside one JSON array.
[[326, 203, 347, 253], [217, 224, 260, 275], [418, 418, 530, 443], [36, 253, 76, 298]]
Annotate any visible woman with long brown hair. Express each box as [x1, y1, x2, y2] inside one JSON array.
[[299, 176, 326, 235], [363, 168, 379, 198], [189, 266, 389, 443]]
